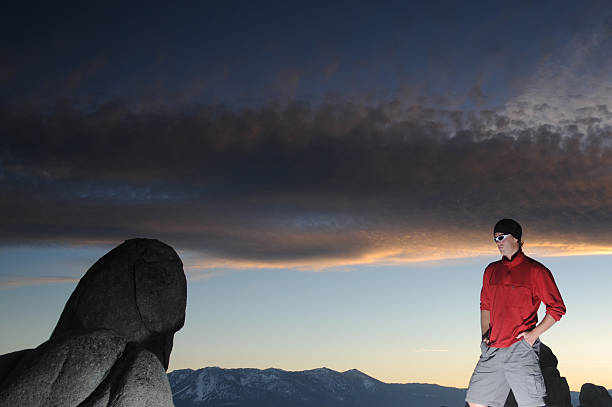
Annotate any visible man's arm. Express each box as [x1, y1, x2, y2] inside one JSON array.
[[479, 266, 492, 344], [536, 266, 566, 321], [480, 309, 491, 344], [516, 265, 565, 346], [516, 313, 556, 345]]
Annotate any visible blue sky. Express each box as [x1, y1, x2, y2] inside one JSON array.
[[1, 245, 611, 390], [1, 0, 612, 391]]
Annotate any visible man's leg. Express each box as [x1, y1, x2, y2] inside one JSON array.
[[466, 343, 511, 407], [505, 339, 546, 407]]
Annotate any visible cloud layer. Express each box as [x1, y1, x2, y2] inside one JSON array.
[[0, 275, 80, 289], [2, 97, 611, 270]]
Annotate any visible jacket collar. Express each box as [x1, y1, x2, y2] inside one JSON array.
[[501, 249, 525, 267]]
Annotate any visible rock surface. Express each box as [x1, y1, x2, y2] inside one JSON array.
[[0, 238, 186, 407], [578, 383, 612, 407]]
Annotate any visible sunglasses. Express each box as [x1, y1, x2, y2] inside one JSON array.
[[494, 234, 511, 242]]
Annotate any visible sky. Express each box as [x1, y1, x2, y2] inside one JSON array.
[[1, 0, 612, 391]]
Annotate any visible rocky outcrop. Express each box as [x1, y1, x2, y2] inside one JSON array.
[[539, 342, 572, 407], [0, 238, 186, 407], [578, 383, 612, 407]]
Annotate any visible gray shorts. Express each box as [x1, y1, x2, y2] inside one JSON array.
[[465, 339, 545, 407]]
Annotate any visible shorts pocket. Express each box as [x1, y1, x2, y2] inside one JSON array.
[[479, 341, 495, 361], [519, 338, 541, 363], [531, 373, 546, 397], [520, 338, 535, 349]]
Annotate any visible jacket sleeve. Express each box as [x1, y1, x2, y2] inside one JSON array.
[[480, 266, 492, 311], [534, 265, 566, 321]]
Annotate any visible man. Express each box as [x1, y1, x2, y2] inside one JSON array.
[[465, 219, 566, 407]]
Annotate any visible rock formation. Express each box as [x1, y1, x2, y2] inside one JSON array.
[[538, 341, 573, 407], [0, 238, 187, 407], [578, 383, 612, 407]]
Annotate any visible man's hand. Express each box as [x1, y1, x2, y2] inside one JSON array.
[[516, 330, 538, 346], [480, 310, 491, 345], [516, 314, 558, 346]]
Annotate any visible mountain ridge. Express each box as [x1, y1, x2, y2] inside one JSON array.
[[169, 366, 472, 407], [168, 366, 611, 407]]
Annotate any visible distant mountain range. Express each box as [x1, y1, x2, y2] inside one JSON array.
[[168, 366, 472, 407], [167, 366, 610, 407]]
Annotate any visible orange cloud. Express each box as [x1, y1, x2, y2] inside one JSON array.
[[0, 276, 79, 289]]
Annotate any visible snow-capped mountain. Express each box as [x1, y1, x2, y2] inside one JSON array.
[[168, 366, 468, 407]]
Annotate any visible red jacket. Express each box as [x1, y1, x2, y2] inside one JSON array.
[[480, 250, 566, 348]]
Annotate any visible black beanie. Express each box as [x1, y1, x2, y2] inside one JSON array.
[[494, 218, 522, 241]]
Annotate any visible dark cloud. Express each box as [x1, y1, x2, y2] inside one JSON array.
[[468, 85, 487, 107], [1, 99, 611, 268]]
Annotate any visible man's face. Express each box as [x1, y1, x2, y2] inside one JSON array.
[[494, 232, 520, 259]]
